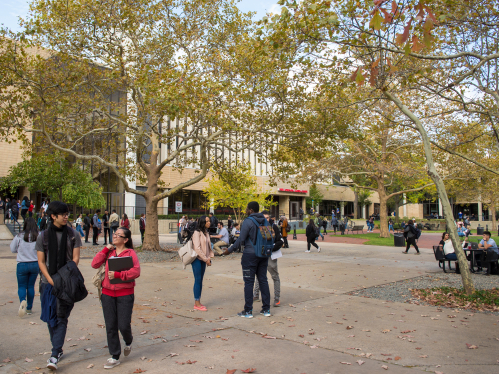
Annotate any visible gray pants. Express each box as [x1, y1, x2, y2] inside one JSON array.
[[254, 258, 280, 301]]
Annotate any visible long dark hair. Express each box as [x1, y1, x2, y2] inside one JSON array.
[[123, 213, 128, 220], [308, 219, 315, 227], [118, 227, 134, 249], [442, 232, 449, 240], [196, 216, 208, 234], [23, 217, 39, 242]]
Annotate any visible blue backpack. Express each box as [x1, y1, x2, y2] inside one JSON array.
[[247, 217, 275, 258]]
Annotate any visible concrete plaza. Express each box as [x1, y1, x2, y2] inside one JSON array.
[[0, 235, 498, 374]]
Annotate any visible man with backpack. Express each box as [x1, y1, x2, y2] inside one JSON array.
[[253, 210, 283, 307], [223, 201, 272, 318], [402, 219, 421, 254], [83, 213, 92, 243], [92, 210, 101, 246]]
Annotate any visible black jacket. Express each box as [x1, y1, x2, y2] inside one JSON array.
[[404, 224, 417, 239], [228, 213, 266, 254], [306, 224, 317, 241], [52, 261, 88, 305], [272, 223, 283, 251]]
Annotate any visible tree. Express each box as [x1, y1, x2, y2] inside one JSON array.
[[305, 184, 324, 211], [0, 152, 105, 211], [0, 0, 300, 250], [203, 161, 275, 223]]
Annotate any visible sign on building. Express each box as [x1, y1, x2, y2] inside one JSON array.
[[175, 201, 182, 213]]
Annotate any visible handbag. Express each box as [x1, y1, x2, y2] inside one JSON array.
[[92, 250, 112, 299], [178, 239, 197, 269]]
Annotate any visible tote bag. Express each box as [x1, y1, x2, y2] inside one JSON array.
[[178, 240, 197, 269]]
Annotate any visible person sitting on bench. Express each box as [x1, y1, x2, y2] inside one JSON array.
[[439, 232, 460, 274], [212, 222, 230, 256], [478, 231, 498, 275]]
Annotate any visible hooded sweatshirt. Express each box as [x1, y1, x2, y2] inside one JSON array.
[[227, 212, 266, 254]]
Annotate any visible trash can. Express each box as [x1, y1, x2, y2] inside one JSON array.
[[394, 233, 405, 247], [476, 227, 484, 236]]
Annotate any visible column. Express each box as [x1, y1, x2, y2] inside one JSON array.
[[340, 201, 345, 217], [403, 193, 407, 217], [478, 202, 483, 222], [362, 205, 366, 219], [438, 198, 442, 217]]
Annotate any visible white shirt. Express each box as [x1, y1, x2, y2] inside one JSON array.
[[443, 240, 455, 255]]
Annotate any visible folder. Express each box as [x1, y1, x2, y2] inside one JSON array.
[[108, 256, 134, 284]]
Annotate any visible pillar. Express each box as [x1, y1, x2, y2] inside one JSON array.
[[340, 201, 345, 217], [438, 198, 443, 217], [362, 205, 366, 219], [478, 201, 483, 222], [403, 193, 407, 217]]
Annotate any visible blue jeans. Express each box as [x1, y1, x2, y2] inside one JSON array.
[[16, 262, 39, 310], [445, 253, 457, 261], [191, 258, 206, 301], [41, 283, 74, 357], [241, 252, 270, 312], [389, 224, 394, 233], [76, 225, 84, 237]]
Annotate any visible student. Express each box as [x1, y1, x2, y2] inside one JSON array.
[[120, 213, 130, 230], [75, 214, 85, 237], [93, 210, 102, 246], [36, 201, 82, 371], [281, 215, 289, 248], [84, 213, 92, 243], [305, 219, 321, 253], [403, 220, 420, 254], [212, 221, 229, 256], [478, 231, 498, 275], [190, 216, 214, 311], [331, 215, 338, 234], [139, 213, 146, 244], [102, 210, 110, 245], [223, 202, 271, 318], [109, 210, 120, 243], [39, 211, 48, 231], [314, 213, 324, 241], [439, 232, 459, 273], [231, 222, 240, 236], [91, 227, 140, 369], [254, 210, 282, 307], [388, 218, 394, 234], [28, 200, 35, 217], [10, 217, 39, 317], [21, 196, 29, 221]]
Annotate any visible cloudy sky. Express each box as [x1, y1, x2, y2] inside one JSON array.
[[0, 0, 280, 32]]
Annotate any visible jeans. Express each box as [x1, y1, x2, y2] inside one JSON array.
[[16, 262, 39, 310], [241, 252, 270, 312], [101, 294, 134, 359], [389, 224, 394, 233], [76, 225, 84, 237], [191, 258, 206, 301], [93, 227, 99, 244], [104, 228, 111, 244], [445, 253, 457, 261], [41, 283, 74, 357], [140, 229, 145, 244], [254, 258, 280, 301]]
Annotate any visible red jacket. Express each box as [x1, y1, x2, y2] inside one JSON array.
[[91, 246, 140, 297]]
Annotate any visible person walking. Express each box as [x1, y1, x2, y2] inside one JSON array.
[[223, 202, 271, 318], [314, 213, 324, 241], [190, 216, 214, 311], [92, 210, 101, 246], [75, 214, 85, 237], [254, 210, 282, 307], [109, 210, 120, 243], [83, 213, 92, 243], [281, 215, 289, 248], [227, 215, 233, 231], [102, 210, 110, 245], [305, 219, 321, 253], [402, 220, 420, 254], [28, 200, 35, 217], [91, 227, 140, 369], [10, 198, 20, 225], [120, 214, 130, 230], [20, 196, 29, 221], [322, 216, 328, 235], [331, 215, 338, 234], [10, 217, 39, 317], [36, 201, 83, 371], [139, 214, 146, 244], [388, 218, 394, 234]]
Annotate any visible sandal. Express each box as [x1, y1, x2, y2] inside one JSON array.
[[193, 305, 207, 311]]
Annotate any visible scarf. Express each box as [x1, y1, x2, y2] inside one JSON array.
[[48, 223, 68, 276]]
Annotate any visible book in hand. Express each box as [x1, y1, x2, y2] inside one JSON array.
[[108, 256, 134, 284]]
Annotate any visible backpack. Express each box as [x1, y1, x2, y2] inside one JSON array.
[[247, 217, 274, 258], [415, 227, 422, 239], [315, 226, 321, 237], [318, 217, 323, 227]]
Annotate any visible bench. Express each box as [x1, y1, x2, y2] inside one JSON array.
[[347, 225, 364, 234], [432, 245, 454, 273]]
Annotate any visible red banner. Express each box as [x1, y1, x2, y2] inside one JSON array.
[[278, 188, 308, 194]]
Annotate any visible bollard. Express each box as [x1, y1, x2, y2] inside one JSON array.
[[293, 227, 297, 240]]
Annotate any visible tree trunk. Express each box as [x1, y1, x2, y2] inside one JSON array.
[[385, 92, 475, 295], [353, 190, 359, 219], [394, 199, 400, 224], [141, 166, 161, 251], [378, 187, 390, 238]]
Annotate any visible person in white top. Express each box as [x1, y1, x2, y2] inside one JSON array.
[[75, 214, 84, 237]]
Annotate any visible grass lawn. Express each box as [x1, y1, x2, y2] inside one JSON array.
[[338, 233, 397, 246]]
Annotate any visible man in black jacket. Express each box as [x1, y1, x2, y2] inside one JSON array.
[[403, 220, 420, 254], [36, 201, 82, 371], [209, 212, 218, 235], [83, 213, 91, 243]]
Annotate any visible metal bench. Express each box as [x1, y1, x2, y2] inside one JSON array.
[[432, 245, 454, 273], [347, 225, 364, 234]]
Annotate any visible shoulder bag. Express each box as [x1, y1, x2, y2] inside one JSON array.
[[178, 239, 197, 269], [92, 249, 113, 300]]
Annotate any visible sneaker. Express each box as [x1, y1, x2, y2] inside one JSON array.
[[402, 251, 408, 254], [57, 352, 64, 361], [415, 252, 421, 255], [124, 345, 132, 357], [104, 358, 120, 369], [318, 247, 321, 253], [274, 300, 281, 307], [305, 250, 310, 253], [237, 310, 253, 318], [26, 309, 32, 315], [260, 309, 271, 317], [47, 357, 58, 371], [18, 300, 27, 317]]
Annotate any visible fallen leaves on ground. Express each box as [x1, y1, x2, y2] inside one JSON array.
[[466, 343, 478, 349], [241, 369, 256, 373], [226, 370, 237, 374], [87, 364, 94, 369], [340, 362, 351, 365], [356, 360, 365, 365], [133, 370, 147, 373], [411, 287, 499, 312], [381, 365, 388, 370], [25, 358, 33, 362]]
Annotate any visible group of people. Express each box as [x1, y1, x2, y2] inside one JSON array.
[[1, 196, 36, 224], [10, 201, 140, 370]]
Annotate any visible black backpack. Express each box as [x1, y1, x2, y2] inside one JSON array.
[[315, 226, 321, 237]]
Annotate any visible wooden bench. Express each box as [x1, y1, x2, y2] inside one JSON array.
[[347, 225, 364, 234], [432, 245, 454, 273]]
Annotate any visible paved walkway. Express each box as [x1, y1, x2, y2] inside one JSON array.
[[0, 238, 498, 373]]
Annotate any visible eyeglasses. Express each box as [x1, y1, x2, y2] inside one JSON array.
[[112, 233, 126, 238], [57, 213, 69, 218]]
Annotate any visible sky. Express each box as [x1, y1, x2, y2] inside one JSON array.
[[0, 0, 280, 32]]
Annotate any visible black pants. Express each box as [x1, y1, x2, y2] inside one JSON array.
[[101, 293, 134, 359], [140, 229, 145, 244], [241, 252, 270, 312], [21, 209, 28, 220], [85, 226, 90, 242], [282, 237, 289, 248], [333, 225, 338, 233], [93, 227, 99, 244], [405, 237, 419, 253], [104, 228, 110, 244], [307, 239, 319, 251]]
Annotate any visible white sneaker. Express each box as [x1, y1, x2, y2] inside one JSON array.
[[305, 250, 310, 253], [318, 247, 321, 253], [104, 358, 120, 369], [124, 344, 132, 357], [46, 357, 58, 371], [19, 300, 27, 317]]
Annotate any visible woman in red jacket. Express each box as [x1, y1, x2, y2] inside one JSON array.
[[120, 214, 130, 230], [91, 227, 140, 369]]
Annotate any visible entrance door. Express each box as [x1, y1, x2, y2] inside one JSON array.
[[290, 202, 299, 220]]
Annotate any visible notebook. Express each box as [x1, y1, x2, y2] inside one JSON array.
[[108, 256, 134, 284]]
